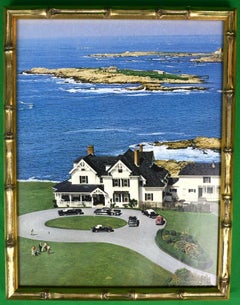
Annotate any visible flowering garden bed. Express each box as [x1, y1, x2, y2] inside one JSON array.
[[155, 229, 212, 270]]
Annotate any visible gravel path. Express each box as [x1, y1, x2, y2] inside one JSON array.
[[18, 208, 217, 285]]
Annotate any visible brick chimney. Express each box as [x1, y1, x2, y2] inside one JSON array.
[[134, 149, 139, 166], [87, 145, 94, 155]]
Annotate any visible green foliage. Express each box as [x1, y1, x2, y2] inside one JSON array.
[[118, 69, 188, 81], [128, 198, 138, 208], [45, 216, 127, 230], [168, 268, 211, 286], [155, 229, 212, 270]]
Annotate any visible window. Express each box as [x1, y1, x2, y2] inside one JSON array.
[[145, 193, 153, 201], [79, 176, 88, 184], [114, 193, 121, 202], [72, 195, 80, 201], [113, 192, 129, 203], [112, 179, 121, 187], [112, 179, 129, 187], [207, 187, 213, 194], [203, 177, 211, 183], [122, 179, 130, 187], [82, 195, 91, 201], [188, 189, 196, 193]]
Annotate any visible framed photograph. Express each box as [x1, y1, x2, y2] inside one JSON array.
[[4, 8, 236, 300]]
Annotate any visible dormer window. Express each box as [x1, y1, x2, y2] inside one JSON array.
[[118, 164, 123, 173]]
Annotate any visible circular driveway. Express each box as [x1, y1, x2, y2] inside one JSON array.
[[19, 208, 216, 285]]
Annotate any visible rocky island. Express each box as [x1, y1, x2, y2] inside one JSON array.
[[23, 67, 206, 91], [90, 50, 212, 58], [154, 136, 221, 150], [153, 137, 221, 176], [191, 48, 223, 63]]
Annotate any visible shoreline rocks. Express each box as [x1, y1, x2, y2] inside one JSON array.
[[22, 67, 205, 92], [154, 137, 221, 150]]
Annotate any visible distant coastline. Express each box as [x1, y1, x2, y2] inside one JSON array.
[[90, 50, 219, 59]]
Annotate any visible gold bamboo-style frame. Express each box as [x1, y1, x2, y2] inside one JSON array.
[[4, 8, 236, 300]]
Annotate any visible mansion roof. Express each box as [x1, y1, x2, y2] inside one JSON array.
[[66, 148, 168, 188], [53, 181, 104, 193], [179, 162, 220, 176]]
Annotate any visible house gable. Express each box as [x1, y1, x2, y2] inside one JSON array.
[[70, 158, 99, 185], [108, 160, 132, 177]]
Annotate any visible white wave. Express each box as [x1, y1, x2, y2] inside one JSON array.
[[130, 142, 220, 162], [18, 101, 34, 109], [18, 177, 60, 183], [64, 128, 133, 134], [62, 86, 148, 95], [147, 144, 220, 162], [125, 93, 151, 97]]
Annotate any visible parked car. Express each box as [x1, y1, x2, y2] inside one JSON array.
[[92, 224, 114, 232], [128, 216, 140, 227], [110, 209, 122, 216], [142, 209, 158, 218], [93, 207, 111, 215], [155, 215, 166, 225], [58, 208, 84, 216]]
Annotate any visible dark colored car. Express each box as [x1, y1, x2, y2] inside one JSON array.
[[111, 209, 122, 216], [142, 209, 158, 219], [128, 216, 140, 227], [58, 208, 84, 216], [92, 224, 114, 232], [93, 208, 111, 215]]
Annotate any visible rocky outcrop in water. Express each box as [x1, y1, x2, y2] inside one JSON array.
[[22, 67, 205, 92]]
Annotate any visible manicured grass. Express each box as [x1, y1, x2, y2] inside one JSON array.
[[45, 216, 127, 230], [18, 181, 54, 215], [156, 209, 219, 274], [19, 237, 172, 286], [18, 182, 218, 285]]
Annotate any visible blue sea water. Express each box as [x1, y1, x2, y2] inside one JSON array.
[[17, 34, 223, 181]]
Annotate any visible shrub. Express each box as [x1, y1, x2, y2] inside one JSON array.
[[155, 229, 212, 270]]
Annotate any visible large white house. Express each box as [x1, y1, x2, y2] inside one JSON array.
[[167, 162, 221, 203], [53, 145, 169, 208], [53, 145, 221, 209]]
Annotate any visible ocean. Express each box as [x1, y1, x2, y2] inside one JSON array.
[[17, 34, 223, 181]]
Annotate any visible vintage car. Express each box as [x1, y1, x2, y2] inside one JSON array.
[[93, 207, 111, 215], [110, 209, 122, 216], [91, 224, 114, 232], [128, 216, 140, 227], [142, 209, 159, 218], [155, 215, 166, 225], [58, 208, 84, 216]]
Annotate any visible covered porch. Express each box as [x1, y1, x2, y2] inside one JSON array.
[[53, 181, 109, 208]]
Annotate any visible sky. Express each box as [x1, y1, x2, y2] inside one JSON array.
[[17, 19, 223, 39]]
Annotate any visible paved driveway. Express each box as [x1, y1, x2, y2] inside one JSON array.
[[18, 208, 216, 285]]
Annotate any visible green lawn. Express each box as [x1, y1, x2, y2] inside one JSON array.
[[46, 216, 127, 230], [18, 182, 218, 285], [156, 210, 219, 274], [18, 181, 54, 215], [18, 237, 172, 286]]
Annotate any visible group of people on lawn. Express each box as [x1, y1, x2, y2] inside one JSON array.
[[31, 242, 51, 256]]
